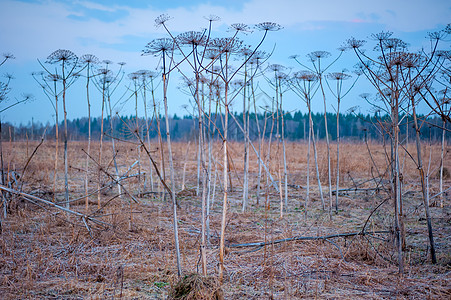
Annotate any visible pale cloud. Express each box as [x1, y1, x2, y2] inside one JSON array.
[[233, 0, 450, 31], [75, 0, 117, 12], [1, 0, 449, 63]]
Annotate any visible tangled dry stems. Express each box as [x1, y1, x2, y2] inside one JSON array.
[[169, 273, 222, 300]]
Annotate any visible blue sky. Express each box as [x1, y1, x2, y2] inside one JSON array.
[[1, 0, 450, 125]]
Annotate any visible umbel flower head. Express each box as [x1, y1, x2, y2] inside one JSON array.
[[240, 45, 253, 57], [46, 49, 77, 65], [143, 38, 174, 56], [346, 37, 366, 49], [46, 74, 62, 82], [80, 54, 99, 65], [327, 72, 352, 81], [370, 31, 393, 42], [294, 71, 319, 82], [128, 72, 140, 81], [204, 15, 220, 22], [209, 37, 243, 54], [155, 14, 172, 27], [135, 69, 152, 79], [98, 68, 112, 76], [307, 51, 331, 62], [2, 53, 15, 60], [249, 50, 268, 65], [177, 31, 206, 46], [255, 22, 283, 31], [269, 64, 286, 72], [230, 23, 252, 33], [373, 38, 408, 52]]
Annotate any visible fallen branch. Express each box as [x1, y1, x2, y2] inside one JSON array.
[[56, 173, 140, 206], [332, 187, 380, 195], [0, 184, 111, 228], [228, 230, 390, 248]]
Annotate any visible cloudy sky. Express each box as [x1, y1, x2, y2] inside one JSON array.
[[1, 0, 450, 125]]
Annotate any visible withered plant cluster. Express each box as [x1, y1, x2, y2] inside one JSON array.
[[0, 16, 450, 299]]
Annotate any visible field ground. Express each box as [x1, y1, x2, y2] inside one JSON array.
[[0, 140, 450, 299]]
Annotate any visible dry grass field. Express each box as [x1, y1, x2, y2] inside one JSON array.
[[0, 139, 450, 299]]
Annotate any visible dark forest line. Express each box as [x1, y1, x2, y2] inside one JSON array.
[[2, 111, 449, 143]]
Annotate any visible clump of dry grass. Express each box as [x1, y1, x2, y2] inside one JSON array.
[[169, 273, 223, 300], [345, 237, 391, 266]]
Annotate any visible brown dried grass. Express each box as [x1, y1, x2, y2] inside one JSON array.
[[0, 140, 450, 299]]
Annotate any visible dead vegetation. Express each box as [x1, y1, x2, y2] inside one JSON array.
[[0, 140, 450, 299]]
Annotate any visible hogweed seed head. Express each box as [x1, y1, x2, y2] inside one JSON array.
[[3, 53, 15, 60], [209, 37, 243, 54], [128, 72, 139, 81], [177, 31, 206, 46], [346, 37, 366, 49], [46, 49, 77, 64], [155, 14, 172, 27], [46, 74, 62, 82], [359, 93, 370, 100], [143, 38, 174, 56], [428, 31, 445, 41], [31, 71, 44, 77], [232, 79, 244, 87], [374, 38, 408, 52], [294, 71, 319, 82], [240, 45, 253, 57], [204, 15, 221, 22], [22, 93, 34, 101], [371, 31, 393, 42], [80, 54, 99, 65], [307, 51, 331, 62], [4, 73, 15, 80], [269, 64, 285, 72], [327, 72, 351, 81], [249, 50, 268, 65], [436, 50, 450, 60], [98, 68, 112, 76], [135, 70, 152, 79], [231, 23, 252, 33], [255, 22, 283, 31]]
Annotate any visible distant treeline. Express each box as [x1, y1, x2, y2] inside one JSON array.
[[2, 112, 449, 143]]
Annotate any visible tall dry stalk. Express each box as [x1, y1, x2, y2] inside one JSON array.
[[32, 71, 60, 202], [105, 63, 126, 201], [138, 70, 155, 194], [40, 50, 79, 208], [212, 22, 282, 282], [0, 53, 20, 220], [266, 64, 289, 216], [80, 54, 99, 211], [128, 71, 142, 195], [326, 71, 357, 212], [143, 29, 182, 276], [289, 71, 325, 210], [93, 60, 125, 208], [291, 51, 344, 213]]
